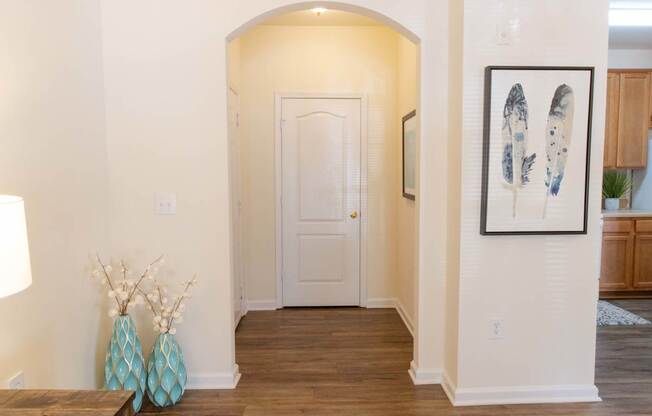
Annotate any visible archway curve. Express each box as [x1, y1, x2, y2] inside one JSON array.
[[226, 1, 421, 44], [225, 0, 426, 388]]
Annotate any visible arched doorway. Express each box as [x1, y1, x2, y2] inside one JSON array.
[[225, 2, 428, 389]]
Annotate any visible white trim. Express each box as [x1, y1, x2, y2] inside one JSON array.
[[274, 94, 284, 309], [366, 297, 396, 308], [246, 300, 279, 311], [186, 365, 241, 389], [359, 95, 369, 308], [367, 297, 414, 337], [441, 371, 456, 403], [444, 382, 601, 407], [408, 360, 443, 385], [394, 299, 414, 336], [274, 93, 369, 309]]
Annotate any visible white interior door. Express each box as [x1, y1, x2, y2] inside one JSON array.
[[281, 97, 361, 306], [228, 87, 244, 326]]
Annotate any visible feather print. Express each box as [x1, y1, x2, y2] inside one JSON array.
[[542, 84, 575, 219], [502, 83, 536, 218]]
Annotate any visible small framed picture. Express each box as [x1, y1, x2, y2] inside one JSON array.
[[481, 66, 594, 235], [402, 110, 417, 200]]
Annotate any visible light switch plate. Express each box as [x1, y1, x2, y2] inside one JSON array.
[[155, 193, 177, 215], [489, 319, 505, 340]]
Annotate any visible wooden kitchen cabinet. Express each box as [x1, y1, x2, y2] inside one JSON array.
[[617, 72, 650, 168], [601, 219, 634, 291], [604, 72, 620, 168], [649, 71, 652, 129], [604, 70, 651, 168], [634, 220, 652, 289], [601, 217, 652, 298]]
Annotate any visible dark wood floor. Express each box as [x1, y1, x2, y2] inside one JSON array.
[[141, 301, 652, 415]]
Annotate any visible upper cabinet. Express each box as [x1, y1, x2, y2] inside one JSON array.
[[604, 73, 620, 168], [604, 70, 651, 169], [649, 74, 652, 129]]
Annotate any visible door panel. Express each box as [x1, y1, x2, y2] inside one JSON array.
[[604, 73, 619, 169], [600, 232, 634, 291], [634, 234, 652, 289], [281, 98, 361, 307], [617, 73, 650, 168]]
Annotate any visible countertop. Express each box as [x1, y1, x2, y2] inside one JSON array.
[[602, 209, 652, 218]]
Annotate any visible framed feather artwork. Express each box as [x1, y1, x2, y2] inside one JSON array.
[[481, 66, 594, 235], [402, 110, 417, 200]]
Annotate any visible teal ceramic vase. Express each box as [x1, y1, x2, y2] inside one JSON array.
[[146, 333, 187, 407], [104, 315, 147, 412]]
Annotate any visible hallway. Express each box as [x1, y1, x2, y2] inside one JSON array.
[[141, 305, 652, 415]]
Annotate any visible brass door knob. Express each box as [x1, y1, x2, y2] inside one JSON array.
[[350, 211, 358, 219]]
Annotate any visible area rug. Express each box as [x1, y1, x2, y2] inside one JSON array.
[[597, 301, 651, 326]]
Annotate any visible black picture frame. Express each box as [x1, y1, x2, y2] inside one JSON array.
[[480, 66, 594, 236], [402, 110, 417, 201]]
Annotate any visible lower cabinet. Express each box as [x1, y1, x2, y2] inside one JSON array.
[[634, 220, 652, 290], [601, 218, 652, 298]]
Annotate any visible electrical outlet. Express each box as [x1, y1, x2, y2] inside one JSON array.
[[489, 319, 505, 340], [155, 193, 177, 215], [7, 371, 25, 389]]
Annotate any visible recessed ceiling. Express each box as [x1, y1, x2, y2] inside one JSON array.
[[262, 9, 382, 27], [610, 0, 652, 49]]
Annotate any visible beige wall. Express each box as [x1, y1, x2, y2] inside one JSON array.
[[237, 25, 418, 309], [396, 35, 418, 322], [99, 0, 447, 386], [0, 0, 110, 388], [448, 0, 608, 403], [0, 0, 608, 403]]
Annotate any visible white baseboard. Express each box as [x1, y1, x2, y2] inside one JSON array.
[[186, 364, 241, 389], [444, 381, 601, 406], [408, 360, 443, 385], [394, 299, 415, 337], [246, 300, 279, 311], [366, 297, 396, 308], [367, 297, 414, 337]]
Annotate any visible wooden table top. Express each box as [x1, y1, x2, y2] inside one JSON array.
[[0, 390, 135, 416]]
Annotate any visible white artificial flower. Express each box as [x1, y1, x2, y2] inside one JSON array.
[[169, 328, 177, 335], [105, 265, 112, 273], [173, 311, 181, 319], [153, 316, 162, 323], [108, 290, 116, 298], [162, 310, 169, 318], [162, 297, 168, 304], [108, 309, 118, 318], [160, 319, 168, 328], [101, 278, 108, 286]]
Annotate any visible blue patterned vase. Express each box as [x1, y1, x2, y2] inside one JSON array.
[[146, 333, 187, 407], [104, 315, 147, 412]]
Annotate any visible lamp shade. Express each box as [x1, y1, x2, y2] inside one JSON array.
[[0, 195, 32, 298]]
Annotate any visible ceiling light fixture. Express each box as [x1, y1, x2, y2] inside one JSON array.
[[312, 7, 328, 16]]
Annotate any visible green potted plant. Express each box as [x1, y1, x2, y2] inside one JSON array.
[[602, 170, 631, 211]]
